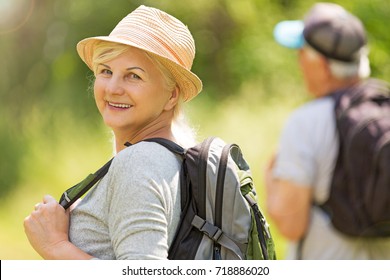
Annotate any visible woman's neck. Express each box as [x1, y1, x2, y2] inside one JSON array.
[[114, 124, 175, 153]]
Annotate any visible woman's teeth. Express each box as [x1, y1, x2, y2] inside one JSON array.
[[109, 102, 131, 108]]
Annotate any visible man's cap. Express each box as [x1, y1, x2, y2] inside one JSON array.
[[273, 3, 367, 62]]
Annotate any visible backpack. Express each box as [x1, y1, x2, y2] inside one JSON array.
[[59, 136, 276, 260], [320, 78, 390, 237]]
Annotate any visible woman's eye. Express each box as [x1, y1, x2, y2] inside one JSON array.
[[101, 69, 112, 75], [129, 73, 141, 80]]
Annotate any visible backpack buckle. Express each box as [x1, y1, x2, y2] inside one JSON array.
[[192, 215, 223, 242]]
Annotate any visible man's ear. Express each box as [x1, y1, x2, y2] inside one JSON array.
[[316, 56, 335, 97], [164, 86, 180, 111], [320, 56, 332, 79]]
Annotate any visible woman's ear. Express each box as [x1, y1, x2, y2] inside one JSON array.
[[164, 86, 180, 111]]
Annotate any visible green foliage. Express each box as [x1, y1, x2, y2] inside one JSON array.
[[0, 0, 389, 259]]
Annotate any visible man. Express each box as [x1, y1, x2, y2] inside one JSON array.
[[265, 2, 390, 259]]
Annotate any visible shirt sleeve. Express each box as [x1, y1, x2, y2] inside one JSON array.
[[273, 107, 317, 187], [272, 98, 339, 199], [106, 143, 180, 260]]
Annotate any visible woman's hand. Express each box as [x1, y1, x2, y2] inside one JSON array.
[[24, 194, 70, 259]]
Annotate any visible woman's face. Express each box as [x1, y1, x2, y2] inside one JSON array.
[[94, 47, 174, 137]]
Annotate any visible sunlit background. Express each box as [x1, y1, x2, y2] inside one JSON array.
[[1, 0, 389, 259]]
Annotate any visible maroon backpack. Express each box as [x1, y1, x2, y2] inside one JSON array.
[[320, 79, 390, 237]]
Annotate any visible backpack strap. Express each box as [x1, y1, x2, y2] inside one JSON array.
[[215, 144, 232, 228], [58, 138, 181, 210], [244, 193, 271, 260], [59, 158, 113, 209], [195, 137, 216, 219], [212, 143, 236, 259], [191, 214, 245, 259], [331, 79, 390, 116], [142, 138, 186, 156]]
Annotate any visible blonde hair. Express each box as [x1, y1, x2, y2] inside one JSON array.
[[92, 41, 197, 147]]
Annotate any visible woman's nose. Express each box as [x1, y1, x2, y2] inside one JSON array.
[[106, 77, 125, 95]]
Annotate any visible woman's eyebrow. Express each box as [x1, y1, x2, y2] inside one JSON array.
[[127, 66, 145, 72], [98, 63, 111, 69], [98, 64, 145, 72]]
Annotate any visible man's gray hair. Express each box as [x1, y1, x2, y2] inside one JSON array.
[[304, 45, 371, 79], [328, 47, 371, 79]]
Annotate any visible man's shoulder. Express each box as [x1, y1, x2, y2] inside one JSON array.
[[290, 97, 334, 121], [299, 96, 334, 113], [282, 97, 337, 135]]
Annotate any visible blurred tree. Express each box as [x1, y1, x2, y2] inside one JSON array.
[[0, 0, 388, 198], [0, 0, 53, 197]]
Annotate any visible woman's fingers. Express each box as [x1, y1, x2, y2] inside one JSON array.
[[34, 202, 42, 211], [43, 194, 57, 204]]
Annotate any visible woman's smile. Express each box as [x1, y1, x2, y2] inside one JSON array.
[[107, 101, 132, 109]]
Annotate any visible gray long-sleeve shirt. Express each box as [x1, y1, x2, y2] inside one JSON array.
[[69, 142, 182, 259]]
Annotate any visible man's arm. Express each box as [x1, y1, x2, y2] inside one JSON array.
[[264, 157, 312, 241]]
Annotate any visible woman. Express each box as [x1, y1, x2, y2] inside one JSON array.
[[24, 5, 202, 260]]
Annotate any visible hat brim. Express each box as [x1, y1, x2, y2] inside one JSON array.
[[273, 20, 305, 49], [77, 36, 203, 102]]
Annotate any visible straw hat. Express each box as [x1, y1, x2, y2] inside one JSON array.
[[77, 5, 202, 102]]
